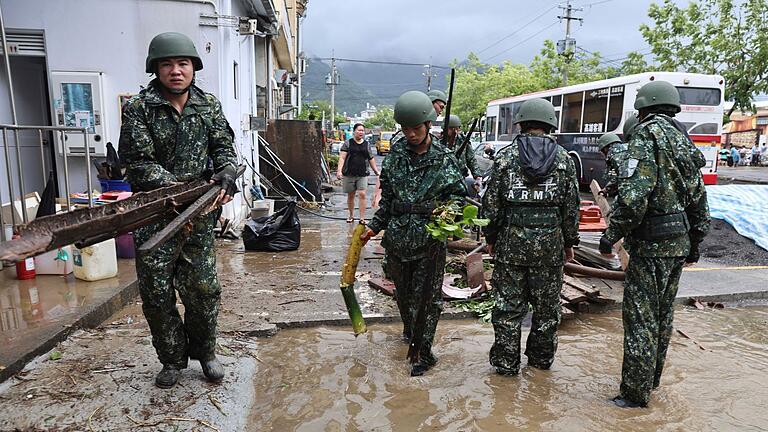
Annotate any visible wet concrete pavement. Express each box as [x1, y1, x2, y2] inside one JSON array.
[[0, 260, 137, 382], [246, 307, 768, 431], [716, 166, 768, 184], [1, 184, 768, 429], [3, 304, 766, 431]]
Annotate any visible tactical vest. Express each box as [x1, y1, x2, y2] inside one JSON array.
[[504, 177, 562, 229]]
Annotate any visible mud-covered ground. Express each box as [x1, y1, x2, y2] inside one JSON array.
[[700, 218, 768, 266]]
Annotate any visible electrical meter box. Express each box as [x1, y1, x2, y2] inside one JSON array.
[[51, 71, 108, 157]]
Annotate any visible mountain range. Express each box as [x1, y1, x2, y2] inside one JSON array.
[[301, 57, 450, 116]]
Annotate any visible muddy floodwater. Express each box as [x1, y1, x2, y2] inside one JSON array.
[[249, 307, 768, 431]]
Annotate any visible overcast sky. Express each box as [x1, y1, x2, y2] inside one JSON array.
[[301, 0, 687, 67]]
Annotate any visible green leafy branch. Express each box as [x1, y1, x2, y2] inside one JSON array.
[[425, 201, 489, 242]]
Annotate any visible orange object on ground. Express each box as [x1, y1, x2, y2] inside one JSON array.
[[578, 201, 608, 231]]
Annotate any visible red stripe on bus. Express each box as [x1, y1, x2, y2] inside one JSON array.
[[689, 134, 721, 143]]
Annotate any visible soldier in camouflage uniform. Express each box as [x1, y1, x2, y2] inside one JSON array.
[[120, 32, 238, 388], [623, 115, 639, 143], [482, 98, 580, 376], [427, 89, 447, 117], [597, 133, 627, 198], [361, 91, 466, 376], [445, 114, 480, 180], [599, 81, 710, 408]]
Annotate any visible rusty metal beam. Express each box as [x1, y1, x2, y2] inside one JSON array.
[[0, 180, 213, 263]]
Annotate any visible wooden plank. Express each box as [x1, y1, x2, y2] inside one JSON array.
[[560, 285, 589, 304], [563, 275, 600, 297], [590, 179, 629, 270]]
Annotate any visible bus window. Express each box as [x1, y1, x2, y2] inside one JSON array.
[[498, 102, 521, 139], [552, 94, 562, 107], [689, 123, 719, 134], [607, 86, 624, 131], [582, 88, 609, 133], [679, 121, 696, 131], [562, 91, 583, 133], [677, 87, 721, 106], [485, 116, 497, 141], [554, 111, 561, 131]]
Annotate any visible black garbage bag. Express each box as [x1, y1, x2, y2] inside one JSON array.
[[36, 171, 57, 218], [106, 142, 124, 180], [242, 200, 301, 251]]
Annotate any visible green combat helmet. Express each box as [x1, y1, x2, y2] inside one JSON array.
[[427, 89, 447, 104], [447, 114, 462, 128], [514, 98, 558, 130], [634, 80, 681, 113], [598, 133, 622, 151], [145, 32, 203, 73], [394, 91, 437, 127], [623, 115, 640, 141]]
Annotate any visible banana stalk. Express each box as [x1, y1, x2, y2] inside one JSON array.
[[339, 222, 368, 335]]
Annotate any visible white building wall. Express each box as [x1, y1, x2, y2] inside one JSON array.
[[0, 0, 264, 227]]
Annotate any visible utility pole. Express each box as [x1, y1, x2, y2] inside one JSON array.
[[422, 64, 435, 91], [326, 55, 339, 130], [557, 0, 583, 86]]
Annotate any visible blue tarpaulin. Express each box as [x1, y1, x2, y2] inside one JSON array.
[[706, 185, 768, 251]]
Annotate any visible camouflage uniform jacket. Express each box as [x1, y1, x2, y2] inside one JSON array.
[[603, 114, 710, 257], [482, 135, 580, 267], [604, 142, 628, 197], [369, 135, 466, 261], [119, 79, 237, 191], [448, 132, 480, 178]]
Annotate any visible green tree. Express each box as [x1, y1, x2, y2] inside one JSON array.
[[619, 51, 656, 76], [449, 53, 545, 125], [298, 100, 346, 124], [364, 106, 395, 129], [640, 0, 768, 115], [529, 40, 621, 88]]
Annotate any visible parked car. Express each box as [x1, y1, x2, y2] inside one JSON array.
[[376, 131, 395, 155]]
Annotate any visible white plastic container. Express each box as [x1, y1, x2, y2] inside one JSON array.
[[34, 246, 74, 275], [251, 199, 275, 219], [73, 239, 118, 281]]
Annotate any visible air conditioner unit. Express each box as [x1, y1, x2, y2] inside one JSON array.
[[238, 18, 259, 35], [283, 85, 294, 106]]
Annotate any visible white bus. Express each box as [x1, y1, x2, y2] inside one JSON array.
[[484, 72, 724, 186]]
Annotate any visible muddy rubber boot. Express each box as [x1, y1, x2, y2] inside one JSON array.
[[527, 359, 553, 370], [410, 352, 438, 376], [200, 356, 224, 383], [410, 361, 430, 377], [611, 396, 646, 409], [495, 367, 519, 376], [155, 365, 181, 389]]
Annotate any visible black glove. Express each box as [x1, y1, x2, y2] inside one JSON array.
[[211, 165, 238, 197], [599, 236, 613, 254], [685, 243, 700, 264]]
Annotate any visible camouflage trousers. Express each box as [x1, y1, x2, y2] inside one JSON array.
[[384, 247, 446, 363], [620, 256, 684, 405], [133, 212, 221, 369], [490, 263, 562, 374]]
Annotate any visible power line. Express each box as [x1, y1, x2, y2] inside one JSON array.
[[315, 57, 451, 69], [482, 21, 560, 63], [580, 0, 616, 7], [473, 3, 559, 56]]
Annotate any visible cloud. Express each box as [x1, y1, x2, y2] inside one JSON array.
[[301, 0, 676, 65]]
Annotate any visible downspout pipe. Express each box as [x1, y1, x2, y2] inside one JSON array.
[[0, 3, 28, 224]]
